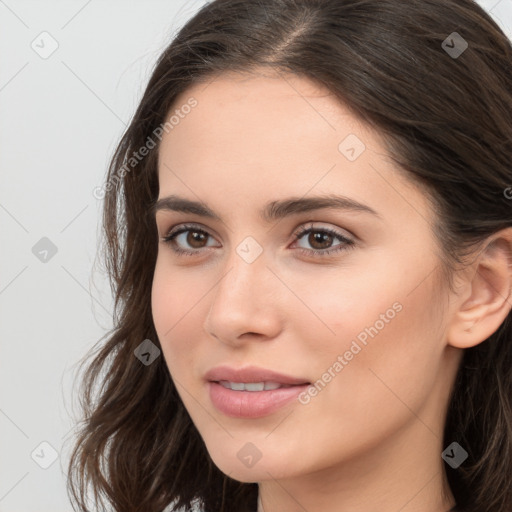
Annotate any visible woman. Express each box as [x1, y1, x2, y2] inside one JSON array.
[[66, 1, 512, 511]]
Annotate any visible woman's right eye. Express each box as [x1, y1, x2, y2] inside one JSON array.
[[161, 224, 219, 256]]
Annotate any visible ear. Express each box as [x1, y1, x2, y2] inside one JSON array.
[[447, 227, 512, 349]]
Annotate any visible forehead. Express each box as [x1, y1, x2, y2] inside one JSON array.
[[158, 71, 380, 178], [165, 70, 368, 146], [156, 71, 432, 231]]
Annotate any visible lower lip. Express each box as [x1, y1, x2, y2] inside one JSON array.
[[208, 381, 310, 418]]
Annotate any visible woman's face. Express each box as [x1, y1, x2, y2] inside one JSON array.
[[151, 71, 462, 483]]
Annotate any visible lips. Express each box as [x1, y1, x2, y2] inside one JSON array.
[[204, 365, 310, 386], [205, 365, 311, 418]]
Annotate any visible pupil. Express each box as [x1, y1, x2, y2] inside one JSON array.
[[311, 232, 331, 249], [189, 231, 206, 248]]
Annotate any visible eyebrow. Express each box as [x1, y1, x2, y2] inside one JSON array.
[[150, 194, 381, 223]]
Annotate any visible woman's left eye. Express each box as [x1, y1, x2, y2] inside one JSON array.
[[160, 222, 356, 258], [292, 225, 356, 257]]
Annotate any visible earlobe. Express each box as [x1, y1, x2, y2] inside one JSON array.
[[447, 229, 512, 349]]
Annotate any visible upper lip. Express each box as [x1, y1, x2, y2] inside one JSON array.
[[205, 365, 310, 385]]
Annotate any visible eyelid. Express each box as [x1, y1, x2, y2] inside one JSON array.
[[162, 222, 221, 243], [160, 220, 357, 258], [161, 221, 353, 243], [162, 218, 354, 235]]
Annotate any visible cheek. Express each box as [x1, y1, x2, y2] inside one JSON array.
[[299, 264, 445, 427], [151, 261, 199, 376]]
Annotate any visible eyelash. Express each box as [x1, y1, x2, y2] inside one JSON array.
[[160, 222, 356, 258]]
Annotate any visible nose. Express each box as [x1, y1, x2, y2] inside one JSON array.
[[203, 244, 283, 347]]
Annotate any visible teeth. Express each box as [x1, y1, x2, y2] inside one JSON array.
[[245, 382, 265, 391], [218, 381, 285, 391], [264, 382, 282, 390]]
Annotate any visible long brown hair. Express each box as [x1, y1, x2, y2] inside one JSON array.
[[65, 1, 512, 511]]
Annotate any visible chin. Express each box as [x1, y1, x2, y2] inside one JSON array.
[[206, 446, 298, 483]]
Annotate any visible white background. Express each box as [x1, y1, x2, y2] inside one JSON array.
[[1, 1, 511, 510]]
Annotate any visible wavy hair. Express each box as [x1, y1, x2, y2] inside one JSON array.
[[66, 1, 512, 511]]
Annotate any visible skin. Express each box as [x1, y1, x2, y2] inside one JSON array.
[[151, 69, 512, 512]]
